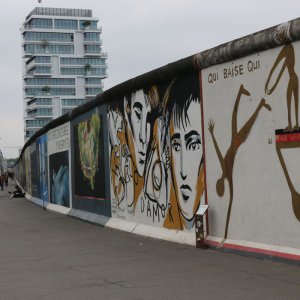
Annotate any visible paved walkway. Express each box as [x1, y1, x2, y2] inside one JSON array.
[[1, 180, 300, 300]]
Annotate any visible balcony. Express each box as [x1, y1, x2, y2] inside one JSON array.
[[84, 51, 108, 58], [27, 109, 53, 118], [85, 81, 104, 89]]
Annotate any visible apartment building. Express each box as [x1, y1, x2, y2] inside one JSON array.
[[21, 7, 107, 140]]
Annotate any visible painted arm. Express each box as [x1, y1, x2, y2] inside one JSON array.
[[265, 44, 289, 95], [208, 119, 224, 168]]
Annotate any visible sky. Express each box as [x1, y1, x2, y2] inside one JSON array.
[[1, 0, 300, 158]]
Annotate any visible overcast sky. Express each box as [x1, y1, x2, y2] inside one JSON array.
[[1, 0, 300, 158]]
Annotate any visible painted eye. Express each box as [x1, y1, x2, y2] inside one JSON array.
[[172, 142, 181, 152], [188, 141, 200, 151], [134, 108, 142, 120]]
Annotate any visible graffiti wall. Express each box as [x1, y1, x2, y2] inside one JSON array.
[[71, 107, 111, 216], [108, 73, 205, 230], [36, 134, 48, 204], [202, 40, 300, 249], [30, 142, 39, 198], [23, 147, 31, 195], [48, 123, 70, 207], [14, 18, 300, 255]]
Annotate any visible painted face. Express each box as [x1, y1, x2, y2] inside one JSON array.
[[128, 90, 151, 177], [170, 100, 203, 220]]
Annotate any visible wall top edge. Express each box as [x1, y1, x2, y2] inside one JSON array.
[[194, 18, 300, 69]]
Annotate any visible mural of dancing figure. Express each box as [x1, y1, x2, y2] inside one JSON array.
[[208, 84, 271, 239], [265, 43, 299, 132], [270, 44, 300, 221], [164, 73, 205, 230]]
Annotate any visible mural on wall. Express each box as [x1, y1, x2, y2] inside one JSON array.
[[48, 123, 70, 207], [108, 73, 205, 230], [73, 110, 106, 199], [265, 44, 299, 132], [203, 40, 300, 244], [163, 75, 204, 230], [49, 151, 69, 207], [266, 43, 300, 220], [108, 86, 160, 217], [208, 85, 271, 239], [24, 147, 31, 194], [30, 143, 39, 198], [37, 134, 48, 204]]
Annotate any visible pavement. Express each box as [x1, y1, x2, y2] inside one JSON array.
[[1, 180, 300, 300]]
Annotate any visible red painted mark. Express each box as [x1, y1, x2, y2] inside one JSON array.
[[206, 239, 300, 261], [275, 133, 300, 143]]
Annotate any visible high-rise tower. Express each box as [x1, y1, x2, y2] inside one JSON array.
[[21, 7, 107, 140]]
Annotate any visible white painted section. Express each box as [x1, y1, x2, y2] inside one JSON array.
[[48, 122, 70, 155], [68, 209, 195, 245], [202, 40, 300, 250]]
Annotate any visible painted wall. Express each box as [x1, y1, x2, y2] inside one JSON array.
[[13, 18, 300, 255], [36, 134, 48, 204], [71, 107, 111, 216], [108, 73, 205, 230], [202, 41, 300, 249], [48, 123, 70, 207]]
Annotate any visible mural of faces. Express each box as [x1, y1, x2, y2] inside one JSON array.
[[109, 73, 204, 230], [125, 89, 152, 177], [170, 100, 203, 221], [164, 73, 204, 230]]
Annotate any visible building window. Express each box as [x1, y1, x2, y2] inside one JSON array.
[[25, 87, 76, 96], [85, 78, 102, 85], [84, 44, 101, 54], [28, 18, 53, 29], [26, 56, 51, 65], [26, 118, 51, 127], [34, 56, 51, 63], [26, 130, 37, 138], [84, 32, 100, 42], [54, 19, 78, 30], [24, 44, 74, 55], [31, 66, 52, 74], [61, 99, 85, 106], [27, 108, 52, 117], [27, 98, 52, 106], [24, 32, 74, 42], [25, 78, 75, 86], [61, 67, 106, 76], [79, 20, 98, 30], [86, 88, 102, 95], [62, 108, 73, 114], [60, 57, 105, 65]]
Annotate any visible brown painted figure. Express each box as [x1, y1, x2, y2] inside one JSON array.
[[265, 43, 299, 132], [276, 141, 300, 221], [208, 84, 271, 239]]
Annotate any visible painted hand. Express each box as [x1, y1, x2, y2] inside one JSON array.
[[208, 119, 215, 135]]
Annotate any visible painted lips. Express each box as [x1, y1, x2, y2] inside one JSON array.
[[180, 185, 192, 201]]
